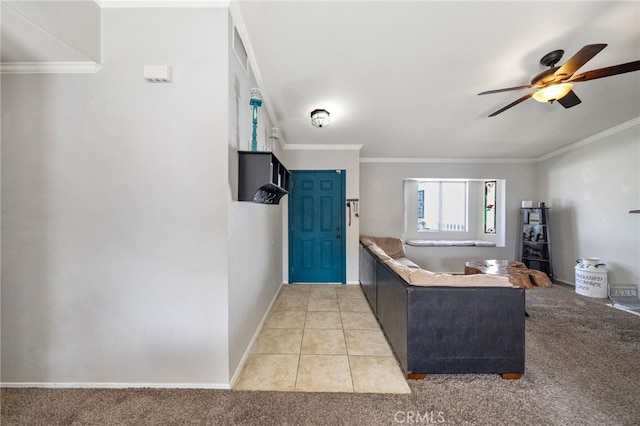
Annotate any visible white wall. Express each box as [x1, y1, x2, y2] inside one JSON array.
[[282, 148, 361, 283], [359, 161, 535, 272], [537, 124, 640, 286], [226, 13, 284, 381], [1, 8, 231, 386]]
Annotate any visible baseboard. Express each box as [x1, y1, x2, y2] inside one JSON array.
[[0, 382, 230, 389], [228, 282, 283, 389], [608, 304, 640, 316]]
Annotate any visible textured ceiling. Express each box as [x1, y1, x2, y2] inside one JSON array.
[[236, 1, 640, 159]]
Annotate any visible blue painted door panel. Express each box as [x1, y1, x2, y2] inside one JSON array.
[[289, 170, 345, 283]]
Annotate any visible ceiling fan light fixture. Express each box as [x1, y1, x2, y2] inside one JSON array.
[[532, 83, 574, 103], [311, 109, 330, 128]]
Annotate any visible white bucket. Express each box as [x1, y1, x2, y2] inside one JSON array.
[[575, 257, 608, 298]]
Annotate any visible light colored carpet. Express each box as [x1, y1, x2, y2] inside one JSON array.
[[2, 284, 639, 425]]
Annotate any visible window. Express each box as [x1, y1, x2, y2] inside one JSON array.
[[403, 178, 506, 247], [417, 181, 467, 232]]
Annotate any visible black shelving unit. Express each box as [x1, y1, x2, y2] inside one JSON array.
[[238, 151, 290, 204], [519, 207, 553, 278]]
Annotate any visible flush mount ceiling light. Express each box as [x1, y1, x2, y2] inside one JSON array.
[[310, 109, 330, 128], [532, 83, 574, 103]]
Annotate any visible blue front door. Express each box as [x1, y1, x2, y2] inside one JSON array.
[[289, 170, 346, 283]]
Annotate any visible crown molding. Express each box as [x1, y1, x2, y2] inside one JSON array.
[[535, 117, 640, 162], [98, 0, 229, 8], [0, 62, 101, 74], [228, 1, 279, 130], [359, 157, 534, 164], [360, 117, 640, 164], [284, 144, 363, 151]]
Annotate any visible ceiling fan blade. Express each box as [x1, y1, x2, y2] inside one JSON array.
[[557, 90, 581, 109], [478, 85, 532, 96], [554, 44, 607, 78], [568, 60, 640, 82], [488, 93, 534, 117]]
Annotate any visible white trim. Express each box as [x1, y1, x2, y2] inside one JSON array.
[[229, 1, 279, 136], [98, 0, 229, 8], [0, 62, 101, 74], [284, 144, 363, 151], [1, 382, 230, 389], [360, 157, 534, 164], [360, 118, 640, 164], [228, 282, 283, 388], [608, 304, 640, 317], [555, 278, 574, 286], [535, 117, 640, 162]]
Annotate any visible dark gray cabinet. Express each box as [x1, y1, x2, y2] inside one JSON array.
[[238, 151, 290, 204], [519, 207, 553, 278]]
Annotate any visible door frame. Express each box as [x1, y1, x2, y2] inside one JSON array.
[[288, 170, 346, 283]]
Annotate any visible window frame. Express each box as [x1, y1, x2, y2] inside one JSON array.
[[417, 180, 468, 232], [402, 178, 506, 247]]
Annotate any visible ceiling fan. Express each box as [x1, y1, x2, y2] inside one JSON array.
[[478, 43, 640, 117]]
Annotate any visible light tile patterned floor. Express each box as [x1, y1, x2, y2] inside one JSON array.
[[234, 284, 411, 394]]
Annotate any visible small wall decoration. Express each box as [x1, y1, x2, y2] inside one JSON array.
[[417, 189, 425, 219], [484, 180, 497, 234], [528, 212, 540, 225], [249, 88, 263, 151]]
